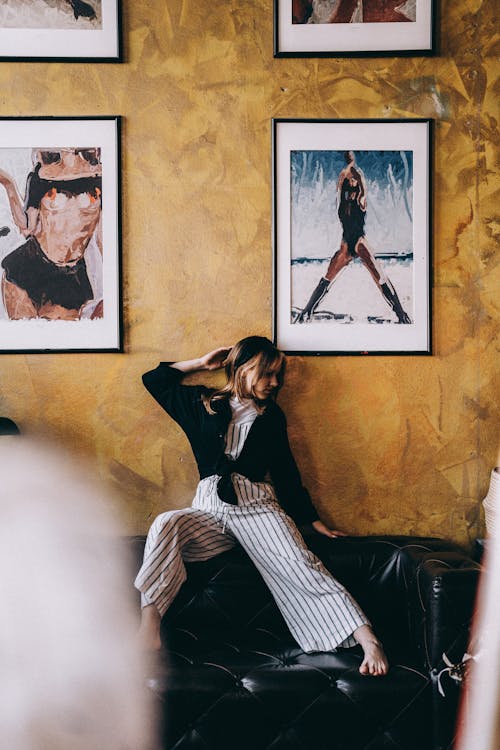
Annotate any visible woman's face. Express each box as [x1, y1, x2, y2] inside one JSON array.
[[243, 359, 282, 402]]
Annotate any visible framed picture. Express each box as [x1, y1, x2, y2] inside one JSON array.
[[0, 0, 121, 62], [274, 1, 436, 57], [0, 116, 122, 353], [273, 118, 432, 355]]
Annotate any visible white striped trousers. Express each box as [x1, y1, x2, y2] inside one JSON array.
[[134, 475, 368, 653]]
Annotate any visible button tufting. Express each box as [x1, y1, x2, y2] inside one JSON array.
[[132, 533, 479, 750]]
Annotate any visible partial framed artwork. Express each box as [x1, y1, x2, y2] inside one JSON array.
[[0, 116, 122, 353], [273, 118, 432, 355], [0, 0, 121, 62], [274, 1, 436, 57]]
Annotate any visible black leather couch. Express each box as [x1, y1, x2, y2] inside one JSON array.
[[131, 533, 481, 750]]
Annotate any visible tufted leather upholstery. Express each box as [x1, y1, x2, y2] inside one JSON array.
[[406, 550, 482, 750], [131, 534, 480, 750]]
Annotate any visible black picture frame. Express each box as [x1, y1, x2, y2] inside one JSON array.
[[273, 118, 432, 356], [0, 0, 122, 62], [274, 0, 436, 58], [0, 116, 123, 353]]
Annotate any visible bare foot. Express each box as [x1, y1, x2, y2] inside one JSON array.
[[137, 604, 162, 652], [353, 624, 389, 676], [359, 640, 388, 676]]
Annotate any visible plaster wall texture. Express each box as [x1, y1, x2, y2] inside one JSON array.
[[0, 0, 498, 547]]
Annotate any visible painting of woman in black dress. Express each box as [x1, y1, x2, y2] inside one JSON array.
[[0, 0, 101, 29], [291, 149, 413, 326]]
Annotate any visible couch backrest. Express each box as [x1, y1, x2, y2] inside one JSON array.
[[306, 535, 463, 661], [131, 534, 465, 661]]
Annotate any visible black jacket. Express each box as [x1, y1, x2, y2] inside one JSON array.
[[142, 363, 319, 525]]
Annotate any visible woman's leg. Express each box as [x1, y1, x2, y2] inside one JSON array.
[[135, 508, 235, 650], [138, 603, 162, 651], [227, 505, 387, 673], [356, 238, 411, 323], [352, 624, 388, 676], [296, 242, 352, 323]]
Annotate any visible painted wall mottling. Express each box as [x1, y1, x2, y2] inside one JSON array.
[[0, 1, 498, 547]]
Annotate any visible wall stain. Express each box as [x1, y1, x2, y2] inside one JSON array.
[[452, 197, 474, 258], [464, 396, 491, 421]]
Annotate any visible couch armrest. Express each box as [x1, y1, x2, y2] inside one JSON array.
[[403, 551, 481, 750], [407, 553, 481, 672]]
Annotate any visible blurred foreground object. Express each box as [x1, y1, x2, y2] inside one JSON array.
[[482, 467, 499, 536], [0, 438, 154, 750], [455, 506, 500, 750]]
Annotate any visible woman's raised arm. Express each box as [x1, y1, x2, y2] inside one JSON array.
[[171, 347, 232, 374]]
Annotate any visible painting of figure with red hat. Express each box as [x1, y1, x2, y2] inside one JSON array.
[[0, 117, 121, 352], [292, 0, 416, 23], [0, 146, 103, 321]]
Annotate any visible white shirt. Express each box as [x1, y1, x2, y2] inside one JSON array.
[[225, 397, 259, 459], [194, 397, 276, 508]]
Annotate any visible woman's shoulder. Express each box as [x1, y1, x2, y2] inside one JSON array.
[[264, 399, 287, 425]]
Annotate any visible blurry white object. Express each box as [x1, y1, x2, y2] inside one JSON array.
[[456, 493, 500, 750], [483, 467, 500, 536], [436, 651, 475, 698], [0, 438, 153, 750]]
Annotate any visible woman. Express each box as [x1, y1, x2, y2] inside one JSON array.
[[296, 151, 411, 324], [0, 149, 102, 321], [135, 336, 388, 676]]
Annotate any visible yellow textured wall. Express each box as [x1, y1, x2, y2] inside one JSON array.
[[0, 1, 498, 547]]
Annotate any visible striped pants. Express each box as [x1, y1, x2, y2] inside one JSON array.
[[134, 475, 368, 653]]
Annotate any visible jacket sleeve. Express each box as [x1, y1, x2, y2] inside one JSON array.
[[142, 362, 206, 434], [269, 409, 319, 526]]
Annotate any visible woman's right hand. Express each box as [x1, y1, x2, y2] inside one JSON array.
[[171, 347, 232, 374], [199, 347, 232, 371]]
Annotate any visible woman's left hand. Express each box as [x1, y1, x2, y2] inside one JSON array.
[[312, 520, 348, 538]]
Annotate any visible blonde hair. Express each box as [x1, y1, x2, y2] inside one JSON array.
[[203, 336, 285, 414]]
